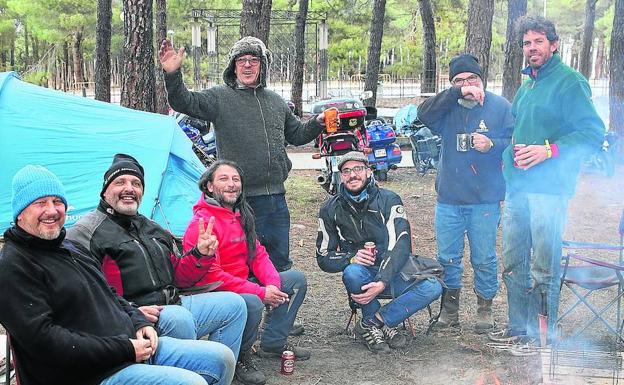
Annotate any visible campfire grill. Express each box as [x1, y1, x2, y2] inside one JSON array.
[[549, 347, 622, 384]]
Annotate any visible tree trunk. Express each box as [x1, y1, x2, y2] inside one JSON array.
[[502, 0, 527, 102], [73, 29, 85, 87], [464, 0, 494, 89], [121, 0, 156, 112], [290, 0, 309, 117], [9, 39, 15, 69], [95, 0, 112, 102], [154, 0, 168, 114], [594, 36, 605, 79], [579, 0, 598, 79], [32, 36, 39, 63], [419, 0, 436, 94], [609, 0, 624, 160], [23, 23, 29, 68], [363, 0, 386, 107], [240, 0, 272, 46], [63, 41, 69, 91]]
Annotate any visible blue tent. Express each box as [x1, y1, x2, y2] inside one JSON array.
[[0, 71, 205, 236]]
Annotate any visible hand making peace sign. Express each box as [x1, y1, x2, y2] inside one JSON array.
[[196, 217, 218, 257]]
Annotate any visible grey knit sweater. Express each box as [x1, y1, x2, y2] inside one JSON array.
[[165, 70, 322, 197]]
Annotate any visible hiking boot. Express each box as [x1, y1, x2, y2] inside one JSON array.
[[382, 325, 407, 349], [354, 319, 391, 354], [487, 328, 525, 343], [474, 295, 495, 334], [235, 350, 266, 385], [436, 288, 460, 328], [256, 342, 311, 361], [289, 322, 305, 336]]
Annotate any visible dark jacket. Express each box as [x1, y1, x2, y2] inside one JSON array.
[[164, 70, 322, 198], [0, 226, 150, 385], [66, 201, 212, 306], [418, 87, 513, 204], [316, 181, 412, 285], [503, 53, 605, 196]]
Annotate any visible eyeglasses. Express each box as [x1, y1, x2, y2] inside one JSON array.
[[451, 74, 479, 86], [235, 57, 261, 67], [340, 166, 367, 176]]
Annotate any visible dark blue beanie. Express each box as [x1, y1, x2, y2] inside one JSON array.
[[449, 54, 482, 81], [12, 165, 68, 221]]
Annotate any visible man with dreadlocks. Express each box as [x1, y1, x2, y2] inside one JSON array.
[[182, 160, 310, 385]]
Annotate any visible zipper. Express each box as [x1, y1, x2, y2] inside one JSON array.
[[134, 239, 157, 286], [152, 237, 173, 282], [254, 88, 272, 195]]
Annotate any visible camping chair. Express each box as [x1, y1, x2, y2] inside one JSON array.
[[345, 294, 417, 338], [1, 332, 16, 385], [556, 209, 624, 345]]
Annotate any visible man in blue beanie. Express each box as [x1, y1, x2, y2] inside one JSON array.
[[0, 165, 236, 385], [418, 53, 513, 333]]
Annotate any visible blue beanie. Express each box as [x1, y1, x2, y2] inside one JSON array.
[[11, 165, 68, 221]]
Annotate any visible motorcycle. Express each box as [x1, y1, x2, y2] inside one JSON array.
[[404, 118, 442, 176], [310, 97, 369, 194], [175, 113, 217, 167], [364, 108, 402, 181], [581, 130, 618, 177]]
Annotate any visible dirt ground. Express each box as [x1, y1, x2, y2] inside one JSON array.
[[253, 164, 624, 385], [1, 164, 622, 385]]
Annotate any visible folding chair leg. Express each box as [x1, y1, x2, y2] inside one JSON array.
[[5, 334, 11, 385], [345, 309, 357, 340], [403, 317, 416, 337]]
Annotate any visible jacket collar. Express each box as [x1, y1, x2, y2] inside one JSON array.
[[97, 199, 137, 229], [521, 52, 561, 81], [5, 225, 66, 251]]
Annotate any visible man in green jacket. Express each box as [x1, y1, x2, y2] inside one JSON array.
[[488, 16, 605, 348], [159, 36, 325, 274]]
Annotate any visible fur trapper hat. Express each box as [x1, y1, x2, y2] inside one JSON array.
[[222, 36, 272, 88]]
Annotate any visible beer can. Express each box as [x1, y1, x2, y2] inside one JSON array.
[[281, 350, 295, 375], [324, 107, 340, 133], [513, 144, 526, 168], [364, 241, 376, 255]]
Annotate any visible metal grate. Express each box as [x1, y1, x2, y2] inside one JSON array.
[[550, 348, 622, 384]]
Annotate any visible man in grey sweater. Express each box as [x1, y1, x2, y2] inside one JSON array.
[[159, 36, 325, 274]]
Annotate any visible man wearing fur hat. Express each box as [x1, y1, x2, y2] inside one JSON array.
[[417, 54, 513, 333], [67, 154, 246, 370], [0, 165, 236, 385], [316, 151, 443, 353], [159, 37, 326, 274]]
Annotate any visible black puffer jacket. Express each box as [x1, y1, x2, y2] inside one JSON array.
[[0, 226, 149, 385], [315, 180, 412, 285]]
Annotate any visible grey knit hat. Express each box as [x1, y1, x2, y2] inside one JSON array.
[[222, 36, 272, 88], [337, 151, 369, 171]]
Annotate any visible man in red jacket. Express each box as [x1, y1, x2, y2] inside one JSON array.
[[183, 160, 309, 385]]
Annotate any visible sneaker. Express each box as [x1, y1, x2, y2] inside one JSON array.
[[235, 350, 266, 385], [256, 342, 311, 361], [382, 325, 407, 349], [289, 322, 305, 336], [354, 320, 391, 354], [487, 328, 525, 343], [508, 340, 539, 357]]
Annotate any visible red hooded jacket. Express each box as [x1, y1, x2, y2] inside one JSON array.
[[182, 195, 281, 300]]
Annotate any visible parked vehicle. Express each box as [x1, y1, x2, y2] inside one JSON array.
[[364, 116, 402, 181], [175, 113, 217, 167], [310, 97, 369, 194], [404, 118, 442, 176]]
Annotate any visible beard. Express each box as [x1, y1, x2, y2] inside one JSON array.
[[110, 192, 141, 215], [38, 226, 63, 240], [213, 188, 241, 207]]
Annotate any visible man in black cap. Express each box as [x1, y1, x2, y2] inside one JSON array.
[[67, 154, 247, 378], [316, 151, 443, 354], [417, 54, 513, 333], [159, 36, 326, 274]]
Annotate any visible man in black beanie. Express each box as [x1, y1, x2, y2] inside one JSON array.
[[67, 153, 248, 384], [417, 54, 513, 333]]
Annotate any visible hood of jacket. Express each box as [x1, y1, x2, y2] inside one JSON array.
[[222, 36, 272, 88]]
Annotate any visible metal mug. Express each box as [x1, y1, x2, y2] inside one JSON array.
[[456, 133, 474, 152]]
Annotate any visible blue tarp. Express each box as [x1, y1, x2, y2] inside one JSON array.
[[393, 104, 418, 135], [0, 71, 205, 236]]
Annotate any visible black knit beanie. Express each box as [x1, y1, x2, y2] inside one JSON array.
[[100, 154, 145, 197], [449, 54, 482, 81]]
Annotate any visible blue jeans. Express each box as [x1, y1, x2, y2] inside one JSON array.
[[342, 264, 443, 328], [435, 202, 500, 299], [100, 336, 235, 385], [502, 191, 569, 341], [157, 291, 246, 358], [248, 194, 292, 272], [239, 270, 307, 352]]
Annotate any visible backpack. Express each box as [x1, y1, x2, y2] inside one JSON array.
[[399, 254, 445, 287]]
